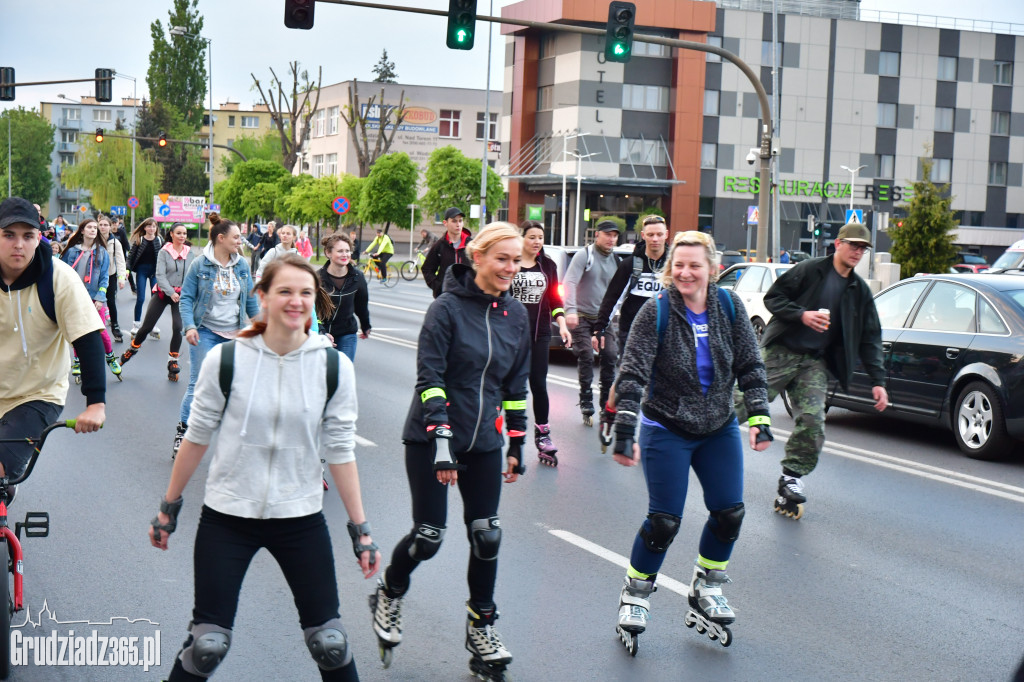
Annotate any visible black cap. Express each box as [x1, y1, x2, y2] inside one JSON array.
[[0, 197, 42, 231], [595, 220, 621, 233], [444, 207, 465, 221]]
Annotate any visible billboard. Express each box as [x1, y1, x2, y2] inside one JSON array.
[[153, 194, 206, 223]]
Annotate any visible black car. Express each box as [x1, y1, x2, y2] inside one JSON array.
[[798, 274, 1024, 460]]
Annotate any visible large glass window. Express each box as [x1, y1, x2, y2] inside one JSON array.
[[761, 41, 782, 66], [706, 35, 722, 63], [878, 103, 897, 128], [935, 107, 954, 132], [701, 143, 717, 169], [241, 115, 260, 128], [937, 56, 957, 81], [932, 158, 952, 183], [735, 266, 767, 293], [538, 34, 556, 59], [989, 161, 1007, 186], [620, 139, 667, 166], [879, 51, 900, 76], [994, 61, 1013, 85], [536, 86, 552, 111], [312, 154, 324, 178], [328, 106, 339, 135], [326, 153, 337, 176], [633, 41, 669, 58], [60, 131, 77, 143], [978, 297, 1009, 334], [876, 154, 895, 178], [992, 111, 1010, 136], [476, 112, 497, 140], [313, 110, 325, 137], [439, 109, 461, 138], [910, 282, 977, 332], [874, 280, 929, 328], [93, 109, 111, 122], [62, 107, 80, 120], [622, 84, 669, 112], [703, 90, 719, 115]]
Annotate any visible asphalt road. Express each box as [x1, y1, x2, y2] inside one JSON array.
[[8, 281, 1024, 681]]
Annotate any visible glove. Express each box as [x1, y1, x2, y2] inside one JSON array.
[[748, 415, 774, 444], [612, 424, 635, 457], [428, 424, 465, 472], [346, 521, 379, 566], [506, 436, 526, 475], [150, 495, 183, 542]]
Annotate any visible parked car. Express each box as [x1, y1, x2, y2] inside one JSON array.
[[788, 250, 811, 263], [785, 274, 1024, 460], [987, 239, 1024, 274], [957, 252, 989, 267], [953, 264, 989, 274], [716, 262, 792, 341], [719, 250, 745, 271]]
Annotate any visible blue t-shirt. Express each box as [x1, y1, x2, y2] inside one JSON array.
[[686, 307, 713, 394]]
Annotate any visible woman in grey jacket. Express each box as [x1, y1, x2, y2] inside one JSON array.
[[149, 255, 380, 682], [610, 231, 773, 654]]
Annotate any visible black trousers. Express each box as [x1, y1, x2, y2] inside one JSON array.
[[106, 275, 120, 328], [529, 335, 551, 425], [135, 293, 183, 353]]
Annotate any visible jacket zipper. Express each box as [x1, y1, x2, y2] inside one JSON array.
[[467, 301, 494, 452], [260, 355, 284, 517]]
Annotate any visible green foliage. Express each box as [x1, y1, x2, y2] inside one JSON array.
[[598, 215, 627, 233], [215, 159, 289, 221], [422, 146, 504, 229], [220, 130, 285, 176], [282, 175, 341, 227], [889, 158, 959, 278], [135, 98, 207, 196], [371, 49, 398, 83], [63, 137, 163, 212], [337, 175, 366, 228], [0, 108, 56, 205], [360, 153, 419, 230], [147, 0, 207, 130]]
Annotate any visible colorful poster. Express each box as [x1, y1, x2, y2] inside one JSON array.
[[153, 195, 206, 223]]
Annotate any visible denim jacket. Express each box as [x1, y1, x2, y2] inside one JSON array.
[[179, 246, 259, 334], [60, 244, 110, 303]]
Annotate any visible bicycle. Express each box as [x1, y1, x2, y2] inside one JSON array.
[[0, 420, 77, 679], [361, 257, 399, 289], [399, 251, 427, 281]]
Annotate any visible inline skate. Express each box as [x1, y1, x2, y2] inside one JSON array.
[[466, 601, 512, 681], [172, 421, 187, 459], [119, 342, 141, 366], [774, 474, 806, 520], [72, 358, 81, 384], [598, 404, 616, 453], [578, 389, 595, 427], [534, 424, 558, 467], [369, 576, 403, 668], [616, 576, 655, 656], [167, 352, 180, 382], [684, 563, 734, 647], [111, 323, 123, 343], [105, 352, 123, 381]]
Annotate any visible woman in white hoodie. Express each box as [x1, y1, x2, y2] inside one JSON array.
[[149, 254, 380, 682], [256, 223, 298, 278]]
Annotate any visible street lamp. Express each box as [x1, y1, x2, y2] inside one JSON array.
[[560, 131, 588, 247], [571, 149, 597, 246], [840, 164, 867, 215], [169, 25, 214, 205], [477, 0, 494, 228]]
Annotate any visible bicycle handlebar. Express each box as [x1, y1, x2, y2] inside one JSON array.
[[0, 420, 101, 486]]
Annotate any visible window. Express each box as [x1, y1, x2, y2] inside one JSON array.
[[619, 139, 667, 166], [874, 281, 928, 328], [538, 34, 556, 59], [205, 161, 211, 174], [935, 107, 954, 132], [994, 61, 1013, 85], [328, 106, 339, 135], [989, 161, 1007, 186], [735, 266, 767, 293], [632, 41, 669, 58], [326, 153, 337, 176], [622, 84, 669, 112], [703, 90, 720, 115], [876, 154, 895, 178], [60, 131, 77, 144], [978, 297, 1009, 334], [59, 152, 74, 166], [911, 282, 977, 333], [93, 109, 111, 122], [228, 115, 236, 127], [227, 138, 234, 148], [60, 201, 75, 214], [312, 154, 324, 178], [931, 158, 952, 183], [62, 108, 80, 120], [476, 112, 497, 140], [241, 115, 260, 129], [536, 86, 552, 111], [938, 56, 957, 81], [879, 51, 900, 77], [701, 143, 717, 169], [761, 41, 782, 67], [878, 102, 897, 127], [992, 111, 1010, 136], [706, 35, 722, 63], [439, 109, 461, 138]]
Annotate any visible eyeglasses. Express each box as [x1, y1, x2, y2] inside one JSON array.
[[840, 240, 870, 253], [642, 216, 666, 226]]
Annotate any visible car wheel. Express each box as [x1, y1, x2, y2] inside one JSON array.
[[953, 381, 1011, 460], [750, 317, 766, 344]]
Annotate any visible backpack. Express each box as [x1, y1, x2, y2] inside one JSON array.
[[218, 340, 340, 415], [649, 287, 735, 398], [38, 257, 57, 323]]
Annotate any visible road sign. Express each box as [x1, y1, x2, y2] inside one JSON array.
[[846, 208, 864, 224], [110, 206, 127, 216], [746, 206, 759, 225], [332, 196, 350, 215], [206, 204, 220, 212], [79, 205, 88, 213], [127, 196, 139, 209]]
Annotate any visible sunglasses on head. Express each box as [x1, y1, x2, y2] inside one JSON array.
[[642, 216, 666, 225]]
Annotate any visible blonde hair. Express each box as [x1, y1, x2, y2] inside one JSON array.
[[465, 222, 522, 269], [661, 230, 717, 287]]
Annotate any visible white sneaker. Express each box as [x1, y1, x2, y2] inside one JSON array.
[[130, 321, 140, 338], [150, 326, 161, 340]]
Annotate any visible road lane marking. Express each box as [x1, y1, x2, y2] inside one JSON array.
[[355, 435, 376, 448], [369, 301, 426, 316], [547, 374, 580, 390], [546, 529, 689, 597], [369, 333, 418, 350]]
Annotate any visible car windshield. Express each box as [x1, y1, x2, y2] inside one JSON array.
[[991, 250, 1024, 270]]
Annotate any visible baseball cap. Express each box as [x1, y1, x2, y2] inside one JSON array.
[[837, 222, 871, 245], [444, 207, 465, 220], [0, 197, 42, 231], [595, 220, 621, 233]]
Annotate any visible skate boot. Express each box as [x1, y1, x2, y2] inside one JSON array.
[[684, 563, 734, 647], [167, 352, 181, 382], [71, 358, 81, 384], [368, 576, 403, 668], [111, 323, 123, 343], [616, 576, 655, 656], [578, 389, 595, 427], [172, 421, 187, 459], [129, 320, 140, 339], [105, 352, 123, 381], [465, 601, 512, 681], [599, 403, 616, 453], [119, 342, 141, 367], [534, 424, 558, 467], [150, 326, 161, 340], [774, 474, 806, 520]]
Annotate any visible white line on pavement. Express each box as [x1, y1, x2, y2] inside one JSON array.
[[354, 435, 376, 448], [369, 301, 426, 316], [547, 374, 580, 390], [546, 529, 689, 596], [369, 333, 418, 350]]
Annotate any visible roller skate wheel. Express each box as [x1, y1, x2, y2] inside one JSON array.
[[116, 374, 123, 382], [684, 611, 697, 628], [616, 626, 638, 657], [582, 415, 593, 427], [74, 376, 81, 385], [718, 626, 732, 647], [378, 645, 393, 668], [695, 621, 706, 634]]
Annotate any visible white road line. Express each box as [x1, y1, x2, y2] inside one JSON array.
[[547, 529, 689, 596], [547, 374, 581, 390], [354, 435, 377, 448], [368, 333, 418, 350], [369, 301, 426, 316]]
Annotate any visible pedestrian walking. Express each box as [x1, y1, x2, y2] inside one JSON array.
[[256, 221, 279, 260], [150, 254, 379, 682], [296, 228, 314, 261], [96, 214, 127, 343], [126, 217, 164, 339], [422, 207, 471, 298], [317, 233, 370, 362], [257, 224, 299, 278]]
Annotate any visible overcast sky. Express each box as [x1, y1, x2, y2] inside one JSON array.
[[2, 0, 1021, 113]]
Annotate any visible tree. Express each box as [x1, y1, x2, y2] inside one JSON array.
[[220, 130, 285, 176], [135, 99, 207, 196], [422, 146, 505, 229], [62, 137, 163, 212], [215, 159, 289, 222], [889, 157, 959, 278], [282, 175, 349, 260], [371, 49, 398, 83], [360, 153, 419, 232], [251, 62, 322, 174], [340, 79, 408, 177], [0, 108, 55, 205], [147, 0, 207, 130]]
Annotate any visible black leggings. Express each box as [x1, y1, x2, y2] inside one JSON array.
[[385, 442, 502, 606], [106, 275, 120, 328], [134, 293, 182, 353], [529, 335, 551, 424]]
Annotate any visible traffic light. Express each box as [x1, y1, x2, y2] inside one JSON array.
[[813, 221, 821, 237], [446, 0, 476, 50], [0, 67, 14, 101], [604, 2, 636, 63], [95, 68, 113, 102], [283, 0, 315, 30], [158, 132, 168, 148], [95, 128, 104, 143]]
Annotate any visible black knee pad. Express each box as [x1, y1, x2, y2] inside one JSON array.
[[304, 618, 351, 671], [709, 504, 745, 543], [179, 622, 231, 677], [408, 523, 445, 561], [468, 516, 501, 561], [639, 513, 681, 553]]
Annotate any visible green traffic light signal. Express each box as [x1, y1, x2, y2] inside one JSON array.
[[604, 2, 636, 63], [446, 0, 476, 50]]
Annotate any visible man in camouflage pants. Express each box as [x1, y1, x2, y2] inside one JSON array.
[[736, 223, 888, 519]]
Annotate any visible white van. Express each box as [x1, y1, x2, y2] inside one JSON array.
[[989, 240, 1024, 273]]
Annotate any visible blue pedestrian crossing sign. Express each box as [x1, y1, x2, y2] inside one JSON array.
[[845, 209, 864, 224]]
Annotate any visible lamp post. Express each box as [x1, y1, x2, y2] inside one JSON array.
[[407, 203, 417, 259], [113, 71, 137, 228], [169, 25, 213, 205], [477, 0, 494, 227], [840, 164, 867, 216], [571, 150, 596, 246], [560, 131, 588, 247]]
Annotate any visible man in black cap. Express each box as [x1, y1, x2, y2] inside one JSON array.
[[0, 197, 106, 492], [735, 221, 888, 520], [422, 207, 472, 298]]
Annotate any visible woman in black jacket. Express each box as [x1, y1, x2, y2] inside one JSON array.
[[369, 222, 530, 681], [317, 233, 370, 361], [510, 220, 571, 466], [126, 217, 164, 337]]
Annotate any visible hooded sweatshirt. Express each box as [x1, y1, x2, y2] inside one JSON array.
[[256, 243, 299, 278], [184, 333, 357, 519], [201, 242, 243, 333]]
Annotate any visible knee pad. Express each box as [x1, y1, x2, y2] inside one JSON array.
[[408, 523, 445, 561], [709, 504, 745, 544], [179, 622, 231, 677], [304, 618, 351, 671], [468, 516, 501, 561], [639, 513, 681, 553]]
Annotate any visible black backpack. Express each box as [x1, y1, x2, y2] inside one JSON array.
[[218, 340, 340, 415]]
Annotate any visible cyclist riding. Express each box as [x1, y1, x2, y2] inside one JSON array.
[[363, 227, 395, 282]]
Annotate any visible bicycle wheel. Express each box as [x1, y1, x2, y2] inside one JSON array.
[[399, 260, 419, 281], [382, 264, 399, 288], [0, 538, 10, 680]]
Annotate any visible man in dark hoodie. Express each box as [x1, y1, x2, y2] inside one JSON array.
[[0, 197, 106, 489], [422, 207, 472, 298]]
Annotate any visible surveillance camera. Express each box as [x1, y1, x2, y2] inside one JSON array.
[[746, 150, 758, 165]]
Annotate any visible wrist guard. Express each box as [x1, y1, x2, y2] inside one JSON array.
[[748, 415, 774, 444], [346, 521, 379, 565], [506, 436, 526, 475], [613, 425, 635, 457], [433, 436, 465, 472], [151, 496, 183, 542]]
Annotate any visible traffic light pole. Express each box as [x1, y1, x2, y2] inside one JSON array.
[[96, 132, 248, 162], [316, 0, 775, 262]]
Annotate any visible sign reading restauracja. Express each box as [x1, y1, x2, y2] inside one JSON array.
[[723, 176, 913, 203]]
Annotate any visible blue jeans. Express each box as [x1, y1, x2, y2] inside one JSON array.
[[628, 418, 744, 576], [335, 334, 357, 362], [179, 327, 230, 425], [133, 263, 156, 321]]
